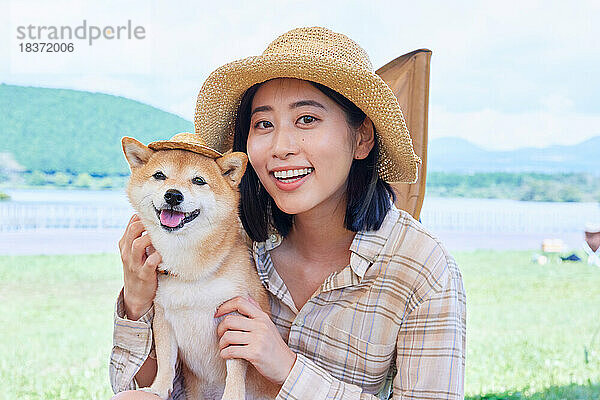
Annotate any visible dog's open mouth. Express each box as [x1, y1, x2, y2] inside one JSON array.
[[154, 207, 201, 231]]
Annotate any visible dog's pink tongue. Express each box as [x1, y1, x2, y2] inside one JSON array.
[[160, 210, 185, 227]]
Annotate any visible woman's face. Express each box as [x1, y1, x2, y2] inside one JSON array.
[[247, 78, 370, 216]]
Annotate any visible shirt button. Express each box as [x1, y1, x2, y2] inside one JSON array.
[[292, 320, 303, 327]]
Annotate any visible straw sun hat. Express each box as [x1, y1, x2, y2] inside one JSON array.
[[194, 26, 422, 183], [148, 132, 222, 159]]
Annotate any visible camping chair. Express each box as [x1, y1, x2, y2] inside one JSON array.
[[376, 49, 432, 221], [541, 238, 566, 263]]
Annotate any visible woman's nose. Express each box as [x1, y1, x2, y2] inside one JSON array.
[[271, 126, 299, 159]]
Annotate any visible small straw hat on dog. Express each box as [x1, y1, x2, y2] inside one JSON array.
[[148, 132, 222, 159], [194, 26, 422, 183]]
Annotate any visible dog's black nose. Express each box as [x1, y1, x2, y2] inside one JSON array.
[[164, 189, 184, 206]]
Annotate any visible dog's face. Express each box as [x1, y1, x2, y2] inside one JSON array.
[[121, 137, 247, 238]]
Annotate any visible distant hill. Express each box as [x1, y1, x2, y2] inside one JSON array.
[[0, 84, 193, 175], [1, 84, 596, 176], [428, 137, 599, 173]]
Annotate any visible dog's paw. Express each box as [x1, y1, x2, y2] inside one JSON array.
[[139, 385, 171, 400]]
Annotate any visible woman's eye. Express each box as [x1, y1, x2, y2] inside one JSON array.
[[152, 171, 166, 180], [192, 176, 206, 185], [298, 115, 317, 124], [254, 120, 273, 129]]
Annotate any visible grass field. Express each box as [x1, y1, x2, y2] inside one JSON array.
[[1, 250, 599, 399]]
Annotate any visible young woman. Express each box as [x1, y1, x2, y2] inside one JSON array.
[[110, 27, 466, 400]]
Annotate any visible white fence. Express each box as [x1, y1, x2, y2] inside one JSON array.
[[0, 203, 133, 232], [1, 199, 599, 234], [420, 207, 597, 234]]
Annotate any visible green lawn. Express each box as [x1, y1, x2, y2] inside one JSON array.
[[0, 250, 599, 399]]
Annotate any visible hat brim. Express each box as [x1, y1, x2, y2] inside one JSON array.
[[194, 53, 421, 183], [148, 140, 222, 159]]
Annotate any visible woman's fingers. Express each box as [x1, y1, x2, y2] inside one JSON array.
[[131, 234, 153, 266], [121, 215, 142, 241], [143, 250, 162, 273], [214, 295, 297, 384], [119, 215, 137, 253], [220, 343, 250, 362], [119, 222, 145, 259], [127, 221, 146, 243], [118, 215, 134, 246], [120, 214, 159, 319], [215, 296, 264, 319], [145, 244, 156, 256], [218, 330, 251, 350], [216, 314, 253, 337]]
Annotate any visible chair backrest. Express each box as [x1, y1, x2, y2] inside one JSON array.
[[376, 49, 432, 221], [541, 238, 565, 253]]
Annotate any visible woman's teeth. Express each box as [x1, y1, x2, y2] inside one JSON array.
[[273, 168, 313, 180]]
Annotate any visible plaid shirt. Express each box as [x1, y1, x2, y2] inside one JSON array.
[[109, 205, 466, 399]]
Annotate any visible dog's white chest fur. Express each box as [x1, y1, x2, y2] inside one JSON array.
[[155, 276, 241, 385]]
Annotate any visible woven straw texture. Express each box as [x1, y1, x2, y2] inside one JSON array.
[[148, 132, 222, 159], [194, 27, 422, 183]]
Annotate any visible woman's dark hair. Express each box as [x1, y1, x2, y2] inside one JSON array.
[[233, 80, 396, 242]]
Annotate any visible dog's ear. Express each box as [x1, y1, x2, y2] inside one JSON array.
[[215, 152, 248, 188], [122, 137, 154, 170]]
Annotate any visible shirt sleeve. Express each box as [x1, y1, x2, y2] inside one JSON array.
[[277, 353, 380, 399], [392, 254, 466, 399], [108, 288, 187, 400], [109, 287, 155, 394], [276, 255, 467, 400]]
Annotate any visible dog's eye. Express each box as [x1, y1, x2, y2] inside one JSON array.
[[153, 171, 166, 180], [192, 176, 206, 185]]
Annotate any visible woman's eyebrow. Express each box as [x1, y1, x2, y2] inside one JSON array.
[[251, 105, 272, 116], [289, 100, 327, 110]]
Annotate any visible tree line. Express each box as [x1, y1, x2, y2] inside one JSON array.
[[426, 172, 599, 202], [1, 170, 597, 203]]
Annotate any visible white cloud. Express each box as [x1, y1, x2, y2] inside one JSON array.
[[540, 94, 574, 112], [1, 0, 599, 149]]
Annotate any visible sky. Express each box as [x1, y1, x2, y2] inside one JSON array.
[[0, 0, 598, 151]]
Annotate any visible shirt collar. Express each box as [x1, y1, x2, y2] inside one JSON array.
[[348, 204, 400, 279], [252, 231, 282, 256], [253, 204, 402, 283], [584, 240, 600, 255]]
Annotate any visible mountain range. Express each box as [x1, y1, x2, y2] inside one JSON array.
[[0, 83, 595, 175], [427, 137, 595, 174], [0, 83, 193, 175]]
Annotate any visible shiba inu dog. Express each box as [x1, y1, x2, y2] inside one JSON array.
[[121, 133, 277, 400]]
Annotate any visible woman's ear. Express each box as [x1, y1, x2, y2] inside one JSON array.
[[216, 152, 248, 187], [354, 116, 375, 160]]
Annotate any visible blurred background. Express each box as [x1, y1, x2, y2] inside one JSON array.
[[1, 1, 599, 399]]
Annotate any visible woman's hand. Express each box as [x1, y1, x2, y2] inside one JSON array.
[[118, 214, 162, 320], [215, 296, 297, 385]]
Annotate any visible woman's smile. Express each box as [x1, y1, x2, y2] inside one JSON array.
[[270, 166, 315, 191]]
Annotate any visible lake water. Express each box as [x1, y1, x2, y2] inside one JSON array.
[[1, 188, 598, 254]]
